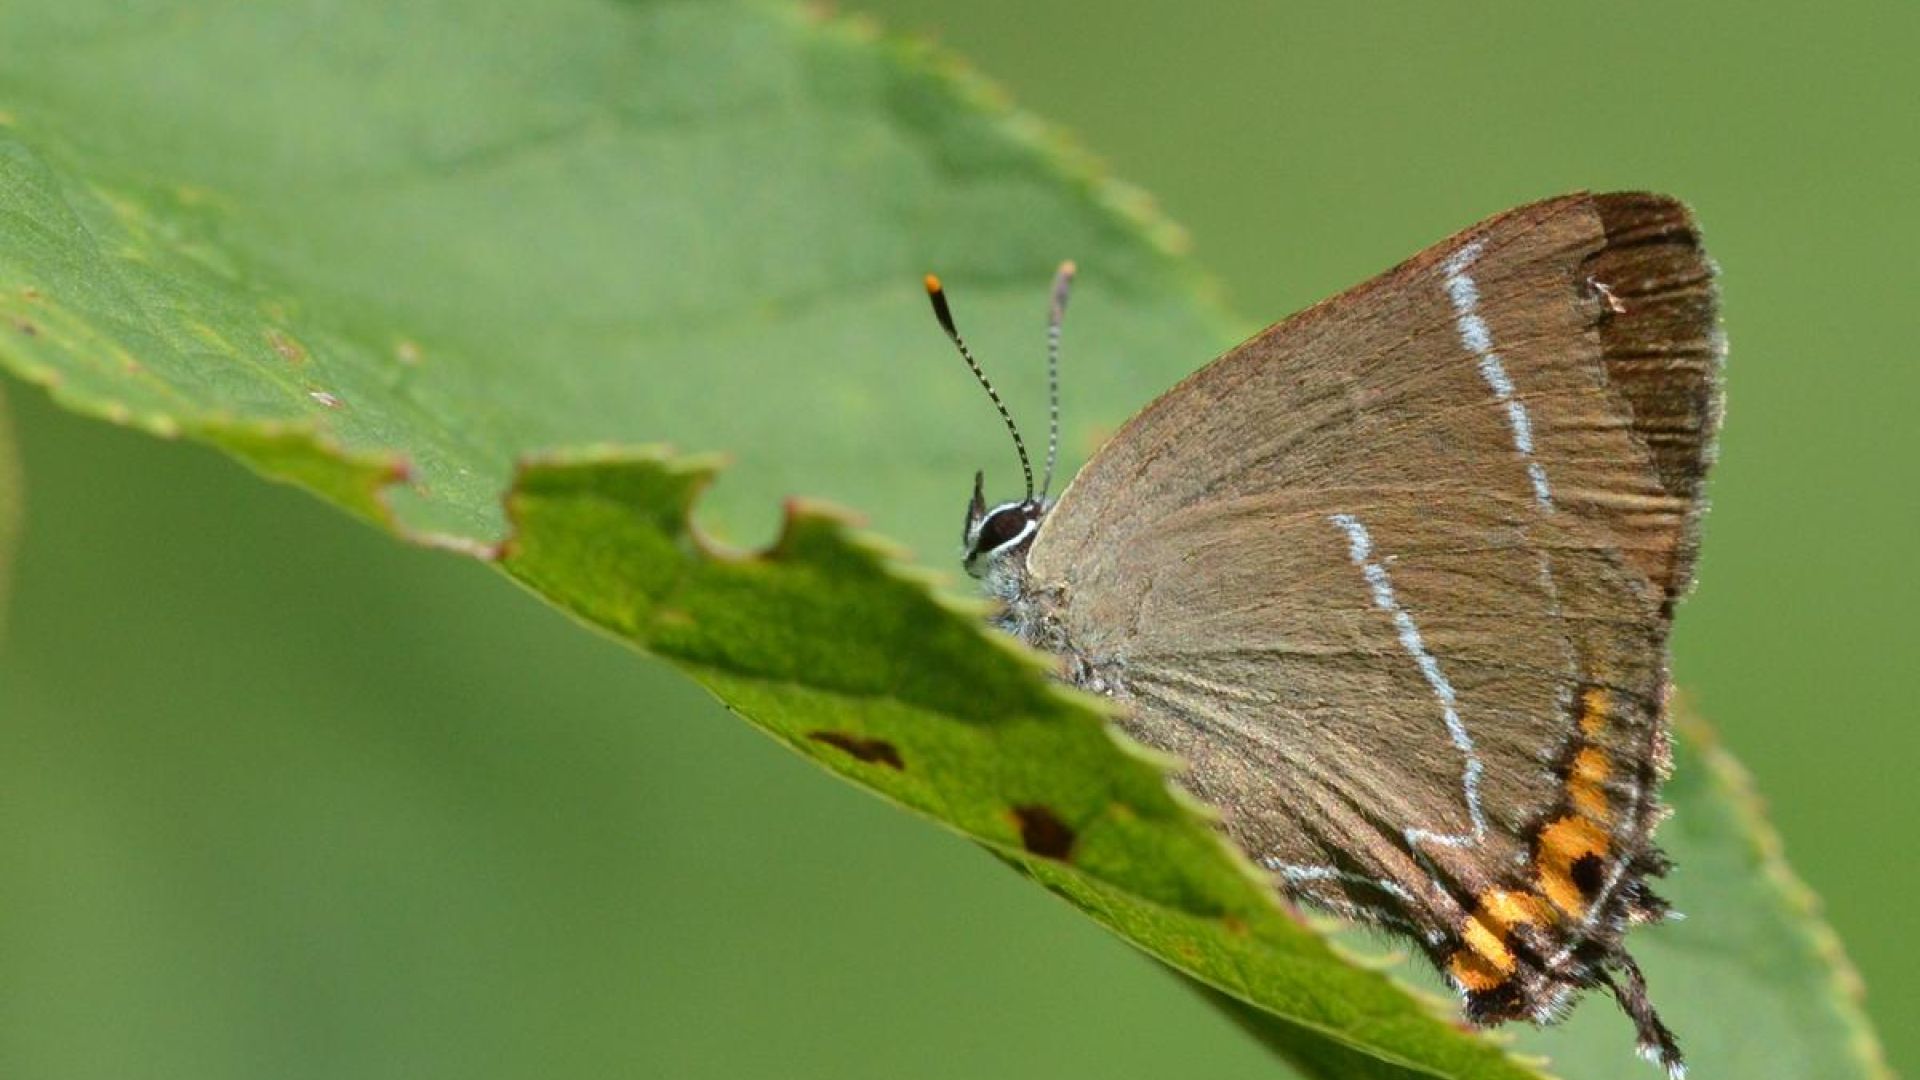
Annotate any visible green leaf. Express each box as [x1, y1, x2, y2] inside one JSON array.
[[0, 0, 1227, 546], [0, 382, 22, 639], [0, 2, 1885, 1077]]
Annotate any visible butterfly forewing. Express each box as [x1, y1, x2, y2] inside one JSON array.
[[1022, 193, 1720, 1055]]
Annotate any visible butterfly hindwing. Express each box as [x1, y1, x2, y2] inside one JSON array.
[[1020, 192, 1719, 1067]]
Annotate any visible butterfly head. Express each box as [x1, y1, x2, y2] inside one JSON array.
[[962, 470, 1046, 578], [924, 264, 1077, 580]]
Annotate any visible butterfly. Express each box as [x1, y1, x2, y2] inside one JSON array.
[[925, 192, 1722, 1076]]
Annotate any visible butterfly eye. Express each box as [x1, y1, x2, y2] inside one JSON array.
[[973, 507, 1031, 554]]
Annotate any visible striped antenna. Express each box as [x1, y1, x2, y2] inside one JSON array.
[[925, 274, 1035, 501], [1041, 260, 1076, 498]]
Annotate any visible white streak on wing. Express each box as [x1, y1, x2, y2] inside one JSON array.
[[1527, 461, 1552, 502], [1263, 859, 1435, 940], [1330, 513, 1489, 854], [1442, 241, 1556, 510], [1267, 860, 1414, 902], [1501, 397, 1533, 451]]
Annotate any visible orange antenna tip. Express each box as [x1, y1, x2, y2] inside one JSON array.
[[923, 273, 943, 294]]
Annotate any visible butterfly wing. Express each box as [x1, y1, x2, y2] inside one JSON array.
[[1025, 193, 1719, 1054]]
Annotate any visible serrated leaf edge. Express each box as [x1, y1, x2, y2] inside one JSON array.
[[1675, 712, 1894, 1079]]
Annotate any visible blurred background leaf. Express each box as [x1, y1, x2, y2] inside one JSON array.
[[0, 1, 1910, 1078], [0, 384, 19, 639]]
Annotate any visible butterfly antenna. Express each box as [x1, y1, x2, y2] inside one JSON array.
[[925, 274, 1035, 501], [1041, 260, 1076, 499]]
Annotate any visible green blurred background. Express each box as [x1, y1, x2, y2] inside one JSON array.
[[1, 2, 1913, 1078]]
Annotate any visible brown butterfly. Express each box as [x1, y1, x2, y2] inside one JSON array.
[[927, 193, 1721, 1076]]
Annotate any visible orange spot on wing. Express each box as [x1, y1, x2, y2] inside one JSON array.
[[1480, 888, 1553, 930], [1537, 814, 1611, 917], [1578, 685, 1610, 737], [1456, 916, 1515, 979], [1449, 946, 1509, 992], [1447, 888, 1554, 992], [1567, 746, 1612, 822], [1444, 676, 1625, 986]]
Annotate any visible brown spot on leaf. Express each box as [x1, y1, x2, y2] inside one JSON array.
[[807, 730, 904, 770], [14, 319, 37, 337], [267, 328, 306, 363], [1011, 804, 1075, 860]]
